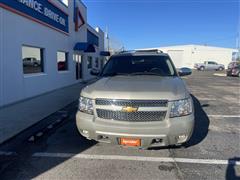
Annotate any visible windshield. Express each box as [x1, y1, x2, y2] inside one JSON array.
[[101, 55, 177, 77]]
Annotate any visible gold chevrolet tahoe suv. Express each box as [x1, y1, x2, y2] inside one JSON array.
[[76, 50, 194, 149]]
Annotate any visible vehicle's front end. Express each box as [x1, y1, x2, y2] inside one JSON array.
[[194, 63, 200, 69], [227, 62, 240, 77], [194, 63, 204, 71], [76, 95, 194, 149], [227, 67, 240, 77]]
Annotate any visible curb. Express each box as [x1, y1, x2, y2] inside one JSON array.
[[28, 111, 69, 142]]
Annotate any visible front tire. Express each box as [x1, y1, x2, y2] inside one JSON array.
[[199, 66, 205, 71], [218, 67, 224, 71]]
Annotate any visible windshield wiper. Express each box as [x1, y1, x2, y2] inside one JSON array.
[[102, 72, 172, 77], [101, 72, 129, 77], [129, 72, 163, 76]]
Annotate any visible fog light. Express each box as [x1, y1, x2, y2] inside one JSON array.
[[102, 135, 109, 139], [155, 138, 162, 143], [82, 130, 89, 135], [152, 138, 163, 144], [177, 134, 187, 143]]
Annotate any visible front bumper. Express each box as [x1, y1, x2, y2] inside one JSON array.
[[227, 69, 239, 76], [76, 111, 194, 148]]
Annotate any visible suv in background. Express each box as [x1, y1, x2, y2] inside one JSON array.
[[227, 61, 240, 77], [76, 50, 194, 149], [23, 57, 40, 67], [194, 61, 225, 71]]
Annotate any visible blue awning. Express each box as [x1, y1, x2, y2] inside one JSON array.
[[74, 42, 96, 53], [100, 51, 110, 56]]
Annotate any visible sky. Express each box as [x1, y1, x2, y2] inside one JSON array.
[[82, 0, 239, 50]]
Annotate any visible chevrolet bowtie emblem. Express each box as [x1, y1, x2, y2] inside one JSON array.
[[122, 106, 138, 113]]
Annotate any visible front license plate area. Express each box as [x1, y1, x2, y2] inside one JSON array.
[[120, 138, 141, 147]]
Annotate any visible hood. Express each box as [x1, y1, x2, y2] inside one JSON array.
[[81, 76, 189, 101]]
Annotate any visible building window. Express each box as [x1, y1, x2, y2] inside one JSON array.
[[22, 46, 44, 74], [87, 56, 92, 69], [95, 57, 99, 68], [57, 51, 68, 71]]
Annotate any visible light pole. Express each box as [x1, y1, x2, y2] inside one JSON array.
[[106, 27, 110, 52]]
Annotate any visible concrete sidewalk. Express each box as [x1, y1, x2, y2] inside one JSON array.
[[0, 81, 89, 144]]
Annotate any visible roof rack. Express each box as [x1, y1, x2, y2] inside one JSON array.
[[117, 49, 163, 54], [135, 49, 163, 53], [117, 50, 136, 54]]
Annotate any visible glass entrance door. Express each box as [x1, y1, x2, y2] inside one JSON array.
[[74, 54, 83, 80]]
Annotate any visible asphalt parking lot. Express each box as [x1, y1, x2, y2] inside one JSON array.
[[0, 71, 239, 180]]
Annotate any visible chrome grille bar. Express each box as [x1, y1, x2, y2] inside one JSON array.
[[95, 99, 168, 107]]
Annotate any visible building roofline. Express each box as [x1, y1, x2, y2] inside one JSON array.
[[112, 50, 169, 57], [141, 44, 237, 51], [87, 24, 98, 34], [87, 24, 105, 36]]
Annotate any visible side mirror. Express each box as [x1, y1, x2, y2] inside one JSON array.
[[90, 69, 100, 76], [178, 67, 192, 76]]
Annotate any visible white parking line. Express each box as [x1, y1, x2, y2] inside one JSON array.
[[32, 152, 240, 166], [213, 73, 226, 77], [208, 115, 240, 118]]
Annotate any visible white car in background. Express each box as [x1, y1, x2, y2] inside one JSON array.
[[23, 57, 40, 67], [194, 61, 225, 71]]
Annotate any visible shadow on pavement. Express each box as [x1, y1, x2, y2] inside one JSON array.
[[184, 94, 210, 147], [226, 157, 240, 180], [0, 102, 97, 180]]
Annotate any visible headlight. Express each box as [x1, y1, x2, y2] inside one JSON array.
[[170, 98, 192, 118], [79, 96, 93, 115]]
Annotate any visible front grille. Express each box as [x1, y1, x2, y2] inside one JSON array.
[[95, 99, 168, 107], [96, 109, 166, 122]]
